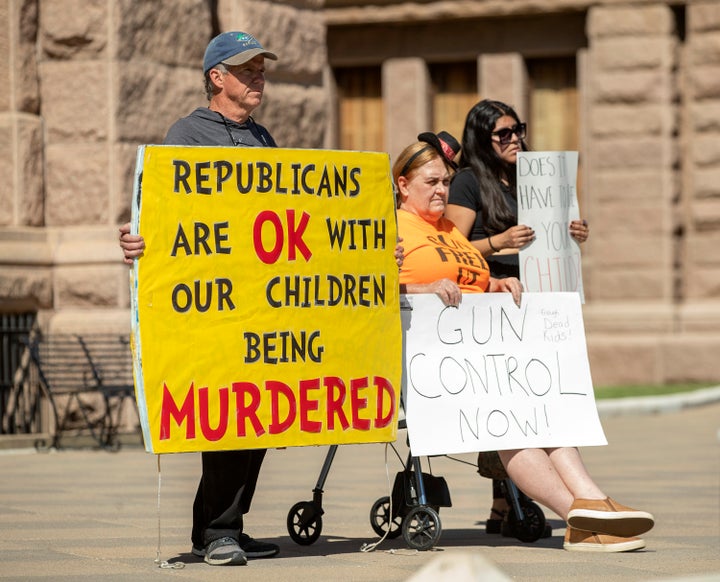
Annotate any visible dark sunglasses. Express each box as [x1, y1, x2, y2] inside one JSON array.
[[491, 122, 527, 146]]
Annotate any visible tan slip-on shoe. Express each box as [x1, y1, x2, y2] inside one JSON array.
[[567, 497, 654, 537], [563, 526, 646, 553]]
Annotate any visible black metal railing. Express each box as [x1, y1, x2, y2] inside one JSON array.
[[0, 312, 41, 435]]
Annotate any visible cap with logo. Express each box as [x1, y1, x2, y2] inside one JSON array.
[[418, 131, 461, 168], [203, 31, 278, 74]]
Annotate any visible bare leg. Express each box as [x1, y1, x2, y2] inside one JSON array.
[[547, 447, 606, 500], [498, 447, 605, 520]]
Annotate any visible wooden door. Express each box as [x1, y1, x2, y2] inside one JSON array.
[[335, 67, 384, 152], [430, 62, 479, 145], [527, 57, 582, 199]]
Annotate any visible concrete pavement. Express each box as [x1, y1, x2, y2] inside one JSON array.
[[0, 394, 719, 582]]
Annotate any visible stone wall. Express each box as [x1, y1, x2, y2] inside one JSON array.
[[584, 4, 678, 303], [582, 2, 720, 384], [0, 0, 326, 334], [685, 1, 720, 301], [581, 4, 681, 384], [1, 0, 719, 386]]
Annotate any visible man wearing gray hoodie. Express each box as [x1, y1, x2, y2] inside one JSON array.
[[119, 31, 280, 567]]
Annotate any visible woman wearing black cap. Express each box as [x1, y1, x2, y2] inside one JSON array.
[[394, 132, 523, 305]]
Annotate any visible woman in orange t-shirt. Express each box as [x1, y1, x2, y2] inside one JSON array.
[[393, 133, 654, 553], [394, 134, 522, 307]]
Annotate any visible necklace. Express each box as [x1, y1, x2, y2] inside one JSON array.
[[214, 110, 269, 147]]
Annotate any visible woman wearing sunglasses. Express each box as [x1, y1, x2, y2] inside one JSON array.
[[446, 99, 589, 275], [445, 99, 591, 540]]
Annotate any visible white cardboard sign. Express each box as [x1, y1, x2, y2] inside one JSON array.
[[402, 293, 606, 456], [517, 151, 584, 302]]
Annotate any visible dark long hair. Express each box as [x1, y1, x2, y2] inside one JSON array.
[[458, 99, 528, 234]]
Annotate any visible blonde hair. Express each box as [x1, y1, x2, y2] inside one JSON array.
[[392, 141, 457, 184], [392, 141, 455, 208], [393, 143, 434, 184]]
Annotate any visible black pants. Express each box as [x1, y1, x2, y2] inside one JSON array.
[[191, 449, 267, 548]]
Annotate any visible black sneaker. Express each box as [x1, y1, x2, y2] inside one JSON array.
[[202, 537, 247, 566], [239, 533, 280, 558]]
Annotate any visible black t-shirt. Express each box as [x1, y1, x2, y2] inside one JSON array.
[[448, 168, 519, 278]]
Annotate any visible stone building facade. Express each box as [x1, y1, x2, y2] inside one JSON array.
[[1, 0, 719, 387]]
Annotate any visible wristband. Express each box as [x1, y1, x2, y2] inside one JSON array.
[[488, 236, 500, 252]]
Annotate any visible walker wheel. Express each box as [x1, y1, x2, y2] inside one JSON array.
[[402, 506, 441, 551], [287, 501, 323, 545], [370, 496, 403, 539], [507, 500, 546, 543]]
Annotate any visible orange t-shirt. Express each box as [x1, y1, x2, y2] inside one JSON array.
[[398, 209, 490, 293]]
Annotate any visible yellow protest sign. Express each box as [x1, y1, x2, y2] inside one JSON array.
[[129, 146, 401, 454]]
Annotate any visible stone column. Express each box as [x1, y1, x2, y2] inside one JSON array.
[[684, 2, 720, 304], [478, 53, 528, 119], [31, 1, 213, 332], [382, 58, 430, 163], [0, 0, 43, 229], [584, 4, 678, 303], [671, 1, 720, 381], [583, 4, 680, 384], [0, 0, 50, 315], [217, 0, 329, 148]]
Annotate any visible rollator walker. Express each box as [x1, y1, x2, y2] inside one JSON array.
[[286, 300, 548, 550], [285, 423, 547, 550]]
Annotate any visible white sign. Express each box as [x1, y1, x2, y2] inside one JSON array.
[[517, 151, 584, 302], [402, 293, 606, 456]]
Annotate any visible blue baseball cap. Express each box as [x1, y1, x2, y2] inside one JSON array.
[[203, 31, 278, 74]]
